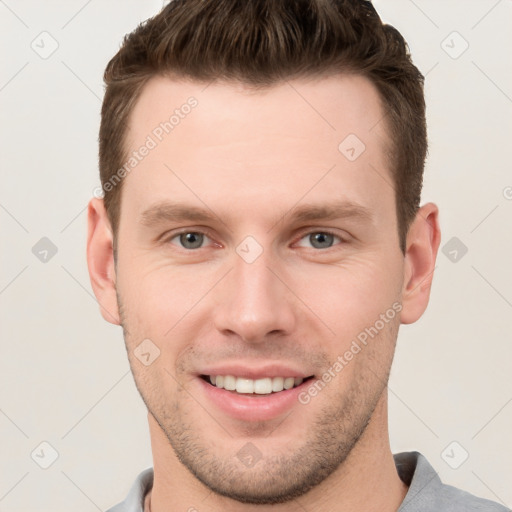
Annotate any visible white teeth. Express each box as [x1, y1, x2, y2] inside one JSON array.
[[208, 375, 306, 394], [223, 375, 236, 390], [254, 378, 272, 394], [272, 377, 284, 392], [236, 378, 254, 394], [283, 377, 295, 390]]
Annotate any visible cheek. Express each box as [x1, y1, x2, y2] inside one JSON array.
[[117, 263, 217, 365], [289, 254, 402, 346], [120, 262, 195, 321]]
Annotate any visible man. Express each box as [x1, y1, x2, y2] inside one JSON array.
[[86, 1, 507, 511]]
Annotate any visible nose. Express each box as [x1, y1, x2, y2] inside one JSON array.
[[212, 246, 297, 344]]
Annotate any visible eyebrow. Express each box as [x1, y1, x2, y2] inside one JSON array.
[[286, 202, 373, 224], [139, 200, 373, 228], [139, 202, 222, 226]]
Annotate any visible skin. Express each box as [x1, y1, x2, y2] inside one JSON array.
[[87, 74, 440, 511]]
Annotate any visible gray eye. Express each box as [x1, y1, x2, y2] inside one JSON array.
[[178, 232, 205, 249], [309, 232, 335, 249]]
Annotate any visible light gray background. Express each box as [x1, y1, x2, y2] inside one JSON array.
[[1, 1, 511, 510]]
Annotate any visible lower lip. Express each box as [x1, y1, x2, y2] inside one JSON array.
[[197, 377, 311, 422]]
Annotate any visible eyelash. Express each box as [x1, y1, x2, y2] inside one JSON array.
[[164, 229, 218, 249], [294, 229, 346, 249], [163, 228, 347, 250]]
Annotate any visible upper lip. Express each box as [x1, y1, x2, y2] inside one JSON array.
[[198, 363, 311, 380]]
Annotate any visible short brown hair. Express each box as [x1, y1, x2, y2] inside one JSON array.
[[99, 0, 427, 253]]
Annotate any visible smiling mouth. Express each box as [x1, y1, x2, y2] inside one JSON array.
[[200, 374, 315, 395]]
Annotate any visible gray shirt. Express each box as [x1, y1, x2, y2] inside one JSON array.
[[106, 451, 509, 511]]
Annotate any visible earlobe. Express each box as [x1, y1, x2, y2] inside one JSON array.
[[400, 203, 441, 325], [86, 198, 121, 325]]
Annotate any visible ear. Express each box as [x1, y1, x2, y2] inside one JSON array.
[[400, 202, 441, 325], [86, 198, 121, 325]]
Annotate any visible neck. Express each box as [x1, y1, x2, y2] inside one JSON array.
[[147, 391, 408, 512]]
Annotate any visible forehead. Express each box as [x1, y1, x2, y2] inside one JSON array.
[[127, 73, 389, 152], [120, 73, 394, 228]]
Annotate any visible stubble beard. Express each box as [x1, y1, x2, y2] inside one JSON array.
[[117, 291, 397, 504]]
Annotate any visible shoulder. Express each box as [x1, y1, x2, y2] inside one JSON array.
[[434, 482, 509, 512], [106, 467, 154, 512], [394, 452, 509, 512]]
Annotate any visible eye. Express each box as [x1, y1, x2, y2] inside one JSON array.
[[296, 231, 343, 249], [169, 231, 210, 250]]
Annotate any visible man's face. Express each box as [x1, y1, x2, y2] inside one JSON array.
[[114, 74, 405, 503]]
